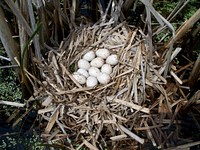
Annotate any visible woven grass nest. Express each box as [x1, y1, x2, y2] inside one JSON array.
[[31, 20, 183, 149]]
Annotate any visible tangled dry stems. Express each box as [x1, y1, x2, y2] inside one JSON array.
[[28, 21, 184, 149]]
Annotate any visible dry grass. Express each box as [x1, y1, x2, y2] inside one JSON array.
[[2, 0, 199, 149], [23, 20, 187, 149]]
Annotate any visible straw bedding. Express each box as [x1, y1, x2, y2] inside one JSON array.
[[29, 20, 184, 149]]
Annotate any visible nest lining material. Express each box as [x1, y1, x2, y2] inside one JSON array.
[[29, 21, 183, 148]]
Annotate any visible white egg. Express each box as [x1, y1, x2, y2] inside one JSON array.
[[90, 57, 104, 68], [101, 64, 112, 74], [83, 51, 95, 61], [86, 76, 98, 88], [73, 72, 79, 75], [72, 73, 86, 84], [77, 68, 89, 78], [88, 67, 100, 77], [106, 54, 118, 65], [78, 59, 90, 70], [97, 73, 111, 84], [96, 48, 110, 59]]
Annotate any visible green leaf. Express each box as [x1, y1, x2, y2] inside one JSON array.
[[20, 23, 42, 71]]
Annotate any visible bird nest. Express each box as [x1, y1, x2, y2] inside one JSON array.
[[29, 20, 184, 149]]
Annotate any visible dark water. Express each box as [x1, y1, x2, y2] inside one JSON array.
[[0, 110, 41, 150]]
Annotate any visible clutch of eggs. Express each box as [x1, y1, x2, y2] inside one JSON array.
[[72, 48, 118, 88]]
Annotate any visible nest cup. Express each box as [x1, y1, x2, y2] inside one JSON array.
[[35, 21, 160, 147], [64, 25, 143, 95]]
